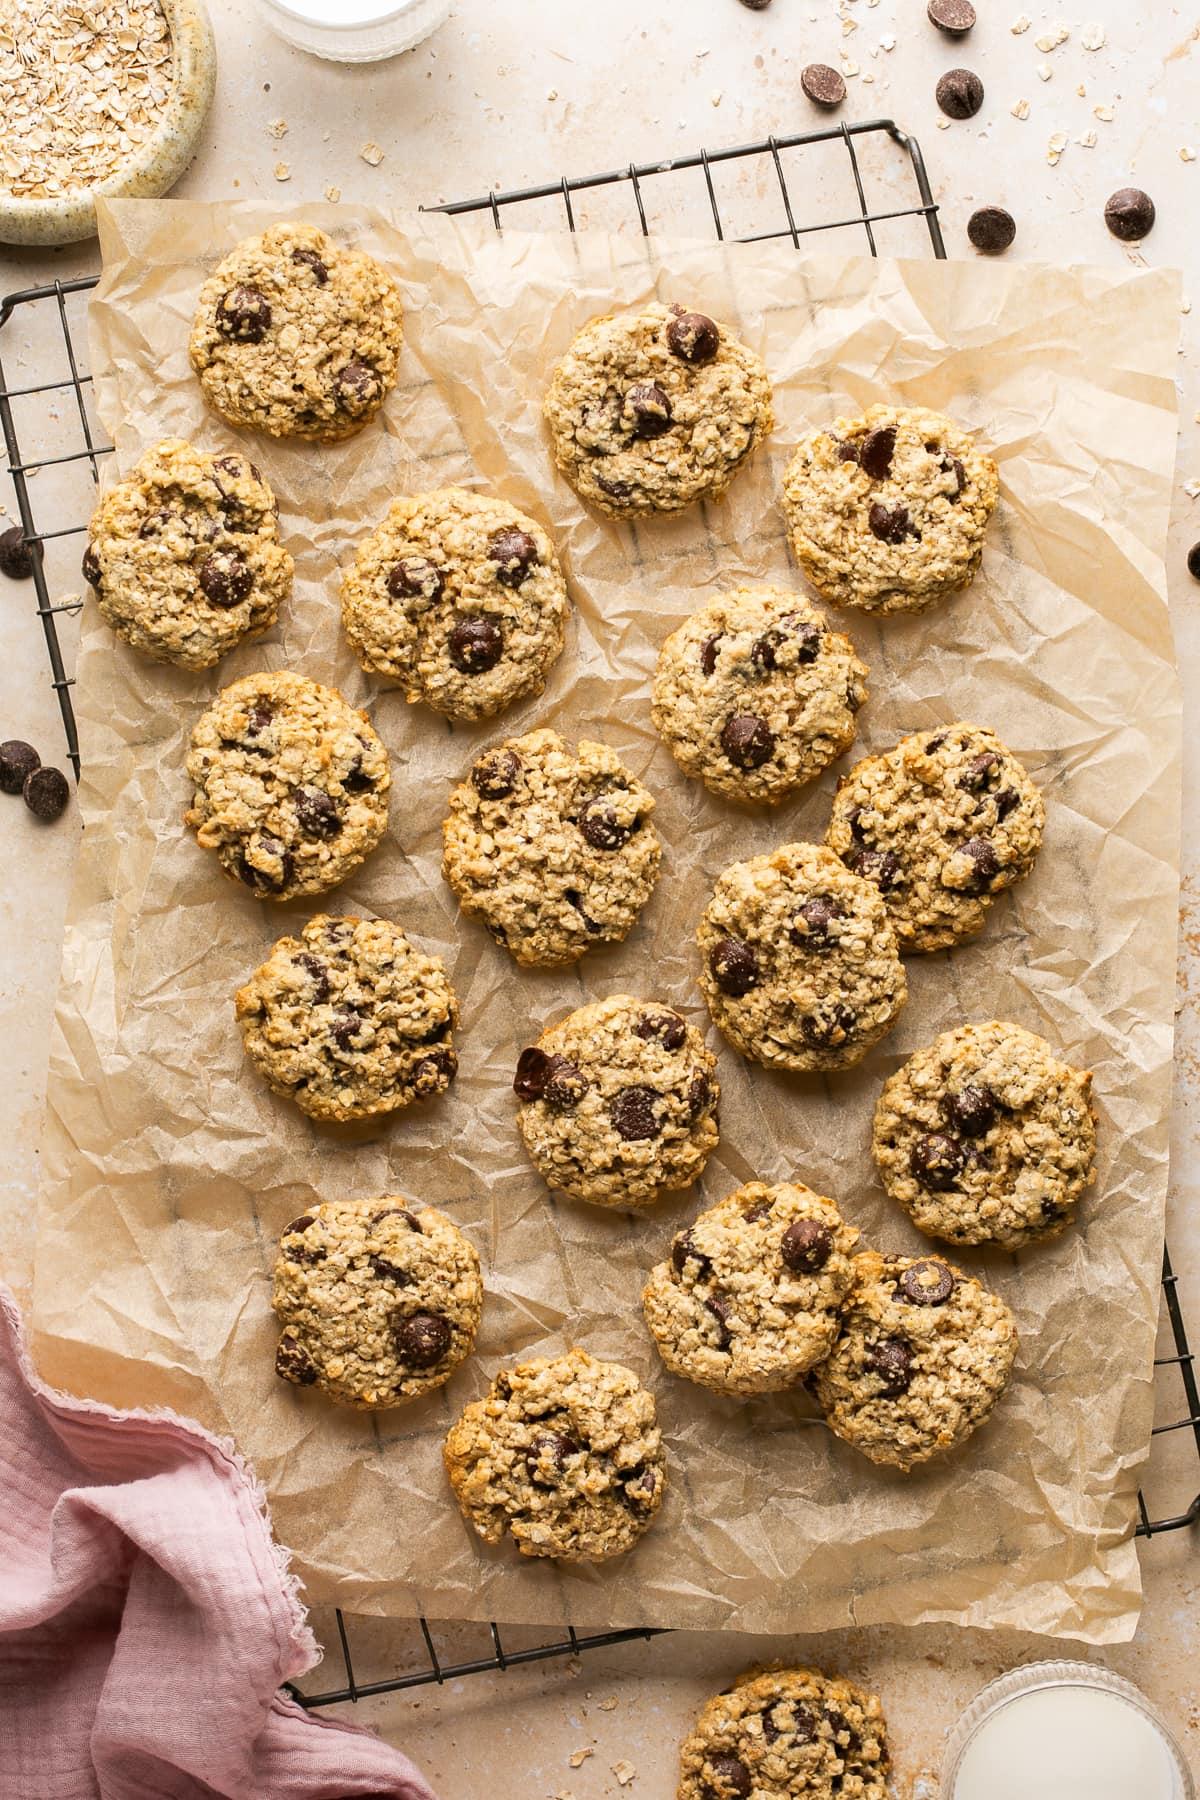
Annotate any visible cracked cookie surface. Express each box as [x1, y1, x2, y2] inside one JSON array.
[[644, 1181, 860, 1396], [514, 994, 719, 1209], [189, 222, 404, 442], [873, 1020, 1096, 1249], [696, 843, 906, 1073], [236, 914, 458, 1122], [443, 1347, 666, 1561], [811, 1249, 1018, 1470], [678, 1666, 890, 1800], [341, 487, 569, 722], [272, 1197, 481, 1408], [781, 403, 999, 615], [83, 439, 292, 671], [651, 584, 868, 805], [442, 728, 661, 967], [825, 722, 1045, 953], [544, 300, 773, 518], [185, 670, 390, 901]]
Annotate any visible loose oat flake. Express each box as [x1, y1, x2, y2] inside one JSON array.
[[1011, 12, 1031, 30], [1011, 98, 1031, 120], [1181, 146, 1197, 163], [359, 141, 384, 166], [1081, 22, 1105, 50], [0, 0, 176, 200]]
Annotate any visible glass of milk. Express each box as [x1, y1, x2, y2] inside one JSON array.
[[943, 1662, 1194, 1800], [255, 0, 451, 62]]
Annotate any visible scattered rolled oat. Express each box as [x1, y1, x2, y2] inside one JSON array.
[[1034, 22, 1069, 50], [360, 141, 385, 166], [1081, 22, 1105, 50], [1094, 104, 1115, 121], [1181, 146, 1197, 162], [1011, 98, 1031, 120], [1010, 12, 1030, 31], [267, 118, 288, 139], [879, 32, 896, 49], [1077, 130, 1098, 148], [273, 161, 290, 181], [842, 57, 860, 76], [1046, 131, 1068, 166], [612, 1765, 637, 1789], [0, 0, 175, 200], [1037, 62, 1052, 81]]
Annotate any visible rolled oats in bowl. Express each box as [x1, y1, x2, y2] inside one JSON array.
[[0, 0, 216, 245]]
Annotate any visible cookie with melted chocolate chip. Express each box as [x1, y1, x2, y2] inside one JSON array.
[[514, 993, 719, 1208], [189, 222, 404, 442], [677, 1665, 890, 1800]]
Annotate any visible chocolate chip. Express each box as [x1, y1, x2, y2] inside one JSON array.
[[0, 526, 33, 580], [448, 616, 503, 674], [395, 1311, 452, 1368], [672, 1229, 710, 1275], [836, 439, 861, 464], [611, 1085, 660, 1141], [928, 0, 975, 33], [737, 0, 772, 8], [1104, 187, 1156, 242], [994, 788, 1019, 821], [138, 507, 174, 539], [525, 1430, 579, 1483], [276, 1335, 318, 1386], [705, 1752, 751, 1798], [704, 1293, 733, 1350], [800, 1005, 856, 1049], [333, 356, 381, 414], [543, 1055, 588, 1110], [700, 634, 723, 675], [865, 1335, 913, 1396], [414, 1047, 457, 1090], [82, 543, 102, 588], [687, 1072, 714, 1121], [369, 1254, 412, 1286], [959, 835, 1000, 887], [899, 1258, 956, 1306], [910, 1132, 965, 1191], [709, 936, 760, 996], [0, 739, 40, 794], [622, 1464, 659, 1508], [761, 1708, 782, 1744], [246, 704, 273, 737], [284, 1214, 316, 1238], [967, 206, 1016, 254], [666, 309, 720, 363], [847, 845, 902, 891], [216, 284, 272, 342], [198, 547, 253, 608], [387, 556, 444, 606], [868, 501, 914, 544], [936, 68, 984, 119], [790, 896, 843, 945], [625, 381, 673, 439], [634, 1010, 687, 1050], [788, 1703, 818, 1745], [944, 1082, 997, 1137], [294, 788, 342, 839], [488, 527, 539, 587], [947, 455, 968, 498], [23, 765, 69, 821], [1188, 542, 1200, 582], [472, 748, 521, 799], [420, 1012, 453, 1045], [297, 953, 330, 1002], [513, 1046, 551, 1100], [374, 1206, 421, 1230], [343, 754, 375, 793], [331, 1007, 363, 1050], [824, 1708, 861, 1753], [238, 836, 294, 894], [596, 474, 633, 500], [860, 425, 897, 480], [801, 62, 846, 107], [579, 796, 632, 850], [291, 245, 329, 283], [750, 628, 784, 673], [721, 712, 775, 770], [781, 1217, 833, 1272], [959, 750, 1000, 793], [925, 733, 946, 754]]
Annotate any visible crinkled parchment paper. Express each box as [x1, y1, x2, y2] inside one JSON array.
[[31, 199, 1181, 1643]]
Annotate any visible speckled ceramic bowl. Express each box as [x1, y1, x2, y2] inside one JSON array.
[[0, 0, 216, 248]]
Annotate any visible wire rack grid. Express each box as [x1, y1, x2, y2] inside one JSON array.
[[1, 119, 1195, 1711]]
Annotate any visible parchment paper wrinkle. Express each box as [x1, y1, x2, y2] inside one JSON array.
[[31, 199, 1181, 1644]]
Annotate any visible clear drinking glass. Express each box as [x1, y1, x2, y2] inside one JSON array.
[[255, 0, 451, 63], [942, 1661, 1194, 1800]]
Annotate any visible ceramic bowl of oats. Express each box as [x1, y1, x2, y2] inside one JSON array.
[[0, 0, 216, 247]]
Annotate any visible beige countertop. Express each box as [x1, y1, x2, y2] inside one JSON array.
[[1, 0, 1197, 1793]]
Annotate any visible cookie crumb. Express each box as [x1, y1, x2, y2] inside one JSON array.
[[1181, 146, 1197, 162], [273, 162, 290, 181], [360, 141, 385, 166], [569, 1749, 593, 1769], [323, 184, 341, 202], [267, 117, 288, 138], [1081, 22, 1105, 50], [599, 1696, 619, 1712], [612, 1763, 637, 1788]]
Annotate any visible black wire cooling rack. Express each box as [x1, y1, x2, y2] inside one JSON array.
[[1, 119, 1196, 1711]]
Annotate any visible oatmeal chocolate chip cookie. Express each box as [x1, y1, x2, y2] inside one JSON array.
[[272, 1197, 481, 1407], [825, 722, 1045, 954], [873, 1020, 1096, 1250], [340, 487, 568, 722], [643, 1181, 860, 1396], [651, 585, 869, 805], [696, 843, 906, 1074], [544, 300, 773, 518], [812, 1249, 1018, 1470], [188, 222, 404, 442], [236, 914, 458, 1122], [443, 1347, 666, 1561], [678, 1666, 890, 1800], [442, 728, 662, 967], [185, 670, 390, 901], [781, 403, 999, 615], [514, 994, 719, 1209], [82, 439, 292, 671]]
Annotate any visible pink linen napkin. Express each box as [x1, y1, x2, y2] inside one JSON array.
[[0, 1283, 438, 1800]]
